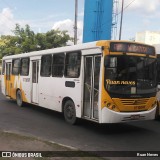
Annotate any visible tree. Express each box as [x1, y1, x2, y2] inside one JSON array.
[[46, 30, 71, 48], [0, 24, 72, 57]]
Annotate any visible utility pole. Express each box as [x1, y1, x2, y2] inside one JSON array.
[[74, 0, 78, 45], [119, 0, 124, 40]]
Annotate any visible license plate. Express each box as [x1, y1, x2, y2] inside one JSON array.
[[131, 115, 140, 120]]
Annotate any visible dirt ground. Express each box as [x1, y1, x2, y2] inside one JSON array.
[[0, 130, 106, 160]]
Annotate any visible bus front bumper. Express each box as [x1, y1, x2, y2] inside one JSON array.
[[101, 106, 156, 123]]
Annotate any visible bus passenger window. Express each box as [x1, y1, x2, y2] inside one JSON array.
[[52, 53, 65, 77], [2, 60, 5, 75], [21, 58, 30, 76], [12, 59, 21, 75], [41, 55, 52, 77], [65, 52, 81, 78]]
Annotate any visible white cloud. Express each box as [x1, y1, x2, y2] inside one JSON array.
[[117, 0, 160, 40], [52, 19, 83, 44], [0, 8, 15, 35], [0, 8, 83, 40], [124, 0, 160, 15]]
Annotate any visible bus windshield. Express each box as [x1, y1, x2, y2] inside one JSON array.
[[104, 55, 157, 97]]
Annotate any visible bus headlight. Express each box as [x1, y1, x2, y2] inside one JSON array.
[[112, 105, 116, 109], [106, 102, 119, 111], [152, 101, 157, 108], [107, 103, 111, 107]]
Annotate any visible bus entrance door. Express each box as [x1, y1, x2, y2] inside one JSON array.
[[5, 63, 12, 96], [83, 55, 101, 121], [32, 61, 39, 104]]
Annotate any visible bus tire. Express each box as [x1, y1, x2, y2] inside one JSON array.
[[16, 90, 23, 107], [63, 100, 77, 125]]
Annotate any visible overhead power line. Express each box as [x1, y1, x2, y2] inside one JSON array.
[[123, 0, 136, 11]]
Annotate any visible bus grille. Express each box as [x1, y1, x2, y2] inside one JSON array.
[[112, 97, 155, 112], [120, 98, 149, 106]]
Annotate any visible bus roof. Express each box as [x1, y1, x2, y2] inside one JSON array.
[[2, 41, 100, 60], [2, 40, 155, 60]]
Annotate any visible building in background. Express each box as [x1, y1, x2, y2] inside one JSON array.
[[83, 0, 113, 43], [135, 31, 160, 45]]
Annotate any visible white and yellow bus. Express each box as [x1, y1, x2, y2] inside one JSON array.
[[1, 40, 157, 124]]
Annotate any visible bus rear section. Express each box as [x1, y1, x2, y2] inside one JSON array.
[[153, 44, 160, 119], [156, 53, 160, 118]]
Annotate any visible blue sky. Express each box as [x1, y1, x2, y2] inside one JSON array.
[[0, 0, 160, 43], [121, 0, 160, 40], [0, 0, 84, 35]]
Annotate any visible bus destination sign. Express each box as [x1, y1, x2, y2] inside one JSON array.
[[110, 42, 155, 56]]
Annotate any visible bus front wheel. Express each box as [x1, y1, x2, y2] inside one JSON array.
[[63, 100, 77, 125], [16, 90, 23, 107]]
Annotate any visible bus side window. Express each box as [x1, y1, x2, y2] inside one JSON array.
[[52, 53, 65, 77], [65, 52, 81, 78], [40, 55, 52, 77], [12, 59, 21, 75], [2, 60, 5, 75], [21, 58, 30, 76]]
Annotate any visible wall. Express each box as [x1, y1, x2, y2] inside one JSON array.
[[83, 0, 113, 43]]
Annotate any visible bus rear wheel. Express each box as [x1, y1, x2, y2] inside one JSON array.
[[16, 90, 23, 107], [63, 100, 77, 125]]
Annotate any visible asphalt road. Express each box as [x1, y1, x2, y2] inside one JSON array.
[[0, 90, 160, 159]]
